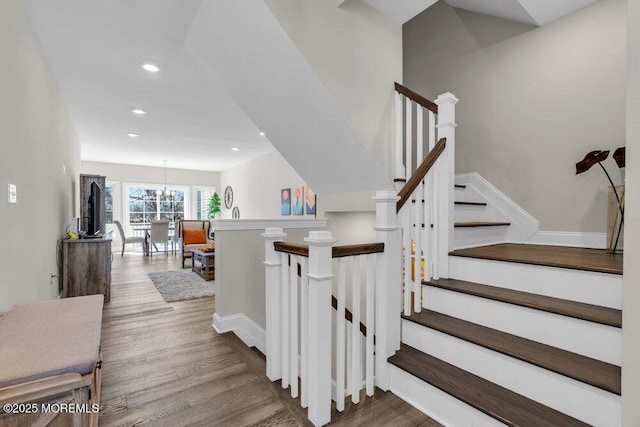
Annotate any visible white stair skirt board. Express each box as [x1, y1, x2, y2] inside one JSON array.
[[402, 320, 621, 426], [422, 286, 621, 365], [389, 364, 505, 427], [454, 173, 539, 248], [212, 312, 266, 355], [449, 256, 622, 309]]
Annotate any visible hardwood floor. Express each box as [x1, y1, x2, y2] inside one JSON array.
[[100, 252, 439, 426]]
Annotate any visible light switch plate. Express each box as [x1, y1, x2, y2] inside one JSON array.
[[8, 184, 16, 204]]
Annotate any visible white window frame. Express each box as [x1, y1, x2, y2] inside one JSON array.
[[192, 186, 217, 221], [123, 182, 190, 236]]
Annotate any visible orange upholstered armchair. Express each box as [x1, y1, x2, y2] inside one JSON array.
[[177, 220, 214, 267]]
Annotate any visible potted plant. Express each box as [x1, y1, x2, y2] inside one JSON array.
[[208, 192, 222, 239], [576, 147, 625, 253]]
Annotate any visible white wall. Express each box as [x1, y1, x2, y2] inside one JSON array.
[[81, 161, 220, 189], [622, 0, 639, 423], [219, 150, 309, 219], [265, 0, 403, 181], [0, 0, 81, 313], [214, 220, 327, 328], [403, 0, 627, 232]]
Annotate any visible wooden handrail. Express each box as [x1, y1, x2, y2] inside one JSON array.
[[332, 243, 384, 258], [274, 242, 385, 259], [274, 242, 309, 257], [395, 82, 438, 114], [397, 137, 447, 213]]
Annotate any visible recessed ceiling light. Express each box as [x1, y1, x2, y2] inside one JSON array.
[[231, 147, 240, 151], [259, 131, 265, 136], [132, 108, 147, 115], [127, 132, 139, 138], [141, 62, 160, 73]]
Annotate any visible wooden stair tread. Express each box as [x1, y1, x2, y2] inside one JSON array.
[[389, 344, 590, 426], [425, 278, 621, 328], [454, 201, 487, 206], [403, 310, 621, 395], [454, 221, 510, 227], [450, 243, 623, 275]]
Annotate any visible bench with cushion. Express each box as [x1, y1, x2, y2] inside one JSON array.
[[0, 295, 104, 427], [177, 220, 214, 268]]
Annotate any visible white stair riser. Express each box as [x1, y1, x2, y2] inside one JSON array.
[[449, 256, 622, 309], [389, 364, 505, 427], [402, 320, 621, 427], [423, 286, 621, 365], [454, 204, 506, 223], [454, 226, 510, 249]]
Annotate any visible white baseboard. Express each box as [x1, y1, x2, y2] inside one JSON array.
[[212, 312, 266, 354], [526, 231, 607, 249]]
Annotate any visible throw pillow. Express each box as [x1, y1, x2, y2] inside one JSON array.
[[183, 229, 206, 245]]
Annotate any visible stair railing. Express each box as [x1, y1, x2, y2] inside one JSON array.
[[263, 228, 388, 426], [394, 83, 458, 315]]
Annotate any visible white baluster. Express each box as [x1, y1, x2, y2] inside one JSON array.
[[290, 257, 298, 398], [405, 98, 413, 179], [403, 208, 411, 316], [435, 93, 458, 279], [305, 231, 336, 427], [351, 256, 362, 404], [395, 92, 403, 180], [262, 227, 286, 381], [365, 254, 375, 397], [373, 191, 402, 391], [336, 258, 346, 412], [281, 252, 290, 389], [300, 257, 309, 408]]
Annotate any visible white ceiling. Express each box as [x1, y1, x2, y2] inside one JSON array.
[[324, 0, 600, 26], [24, 0, 275, 172], [25, 0, 601, 174]]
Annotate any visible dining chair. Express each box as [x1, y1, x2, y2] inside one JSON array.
[[149, 220, 170, 256], [113, 220, 147, 256]]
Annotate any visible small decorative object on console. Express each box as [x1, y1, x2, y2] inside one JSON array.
[[232, 206, 240, 219]]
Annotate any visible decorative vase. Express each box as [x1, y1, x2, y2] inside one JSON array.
[[606, 185, 624, 254]]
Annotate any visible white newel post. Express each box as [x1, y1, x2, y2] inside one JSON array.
[[262, 227, 287, 382], [373, 190, 402, 391], [435, 93, 458, 278], [305, 231, 336, 427]]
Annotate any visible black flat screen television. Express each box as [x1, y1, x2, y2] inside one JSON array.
[[87, 181, 102, 236]]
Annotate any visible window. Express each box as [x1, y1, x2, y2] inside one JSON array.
[[105, 185, 114, 234], [125, 185, 188, 228], [195, 188, 215, 220]]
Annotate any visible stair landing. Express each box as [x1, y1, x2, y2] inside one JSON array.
[[450, 243, 622, 275]]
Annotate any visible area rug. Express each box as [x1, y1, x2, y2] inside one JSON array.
[[148, 270, 215, 302]]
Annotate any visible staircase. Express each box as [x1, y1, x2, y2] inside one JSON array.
[[389, 84, 622, 425], [389, 246, 622, 425], [261, 83, 622, 426]]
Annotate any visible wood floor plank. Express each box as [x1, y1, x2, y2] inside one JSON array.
[[426, 278, 622, 327], [450, 243, 623, 274], [404, 310, 621, 394], [389, 344, 590, 427], [100, 251, 438, 426]]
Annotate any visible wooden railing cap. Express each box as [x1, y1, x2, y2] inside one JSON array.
[[394, 82, 438, 114]]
